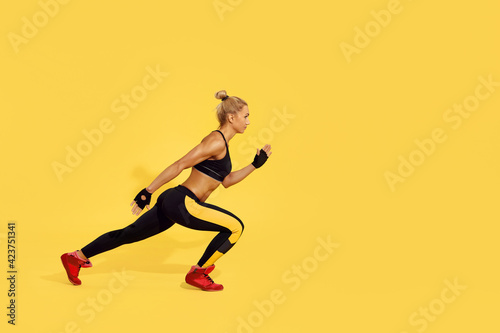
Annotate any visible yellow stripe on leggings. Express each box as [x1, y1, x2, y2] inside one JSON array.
[[203, 251, 224, 268], [184, 196, 242, 244]]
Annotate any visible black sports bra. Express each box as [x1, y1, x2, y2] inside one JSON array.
[[193, 130, 232, 182]]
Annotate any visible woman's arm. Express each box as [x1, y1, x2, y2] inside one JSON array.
[[222, 145, 272, 188], [145, 160, 184, 193], [222, 164, 256, 188], [146, 134, 226, 193], [131, 134, 225, 214]]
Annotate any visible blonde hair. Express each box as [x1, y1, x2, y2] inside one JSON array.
[[214, 90, 247, 127]]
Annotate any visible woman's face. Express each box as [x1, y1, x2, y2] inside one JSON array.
[[232, 105, 250, 133]]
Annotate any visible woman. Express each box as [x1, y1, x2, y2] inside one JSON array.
[[61, 90, 272, 291]]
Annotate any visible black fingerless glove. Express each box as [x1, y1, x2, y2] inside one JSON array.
[[133, 188, 151, 209], [252, 149, 269, 169]]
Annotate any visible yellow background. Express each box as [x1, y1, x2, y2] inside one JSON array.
[[1, 0, 499, 332]]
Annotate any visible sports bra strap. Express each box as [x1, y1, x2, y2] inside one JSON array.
[[214, 130, 228, 147]]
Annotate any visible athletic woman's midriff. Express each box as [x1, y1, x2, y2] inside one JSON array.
[[181, 168, 222, 202]]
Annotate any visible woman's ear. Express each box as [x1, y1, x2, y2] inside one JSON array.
[[228, 114, 234, 124]]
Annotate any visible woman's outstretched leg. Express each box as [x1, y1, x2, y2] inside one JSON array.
[[61, 204, 174, 285], [80, 205, 174, 258]]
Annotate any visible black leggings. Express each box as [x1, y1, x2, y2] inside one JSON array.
[[81, 185, 244, 267]]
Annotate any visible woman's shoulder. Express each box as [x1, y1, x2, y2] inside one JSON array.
[[200, 131, 226, 150]]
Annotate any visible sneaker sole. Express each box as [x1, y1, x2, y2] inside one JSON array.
[[185, 281, 223, 291]]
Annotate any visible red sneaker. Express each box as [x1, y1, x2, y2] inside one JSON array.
[[61, 253, 86, 285], [185, 265, 224, 291]]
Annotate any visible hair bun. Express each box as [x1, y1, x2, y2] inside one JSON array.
[[215, 90, 228, 100]]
